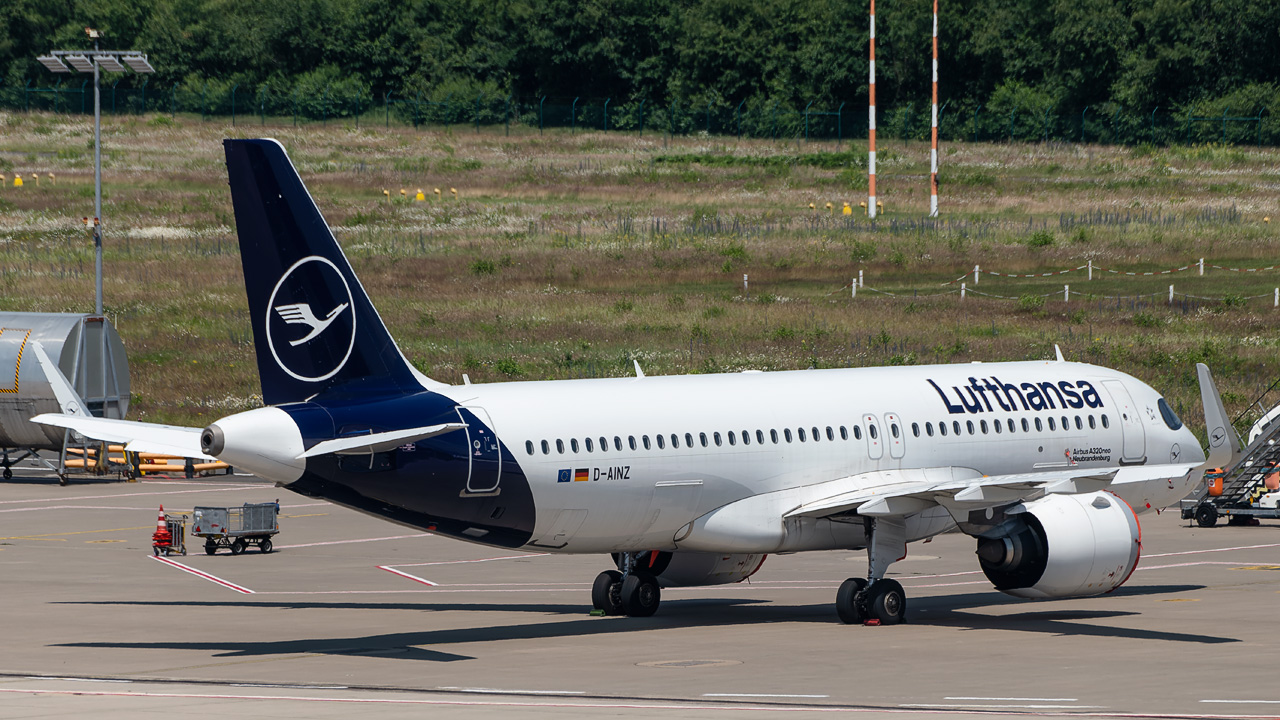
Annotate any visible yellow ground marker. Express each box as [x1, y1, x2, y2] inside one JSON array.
[[1, 525, 151, 541]]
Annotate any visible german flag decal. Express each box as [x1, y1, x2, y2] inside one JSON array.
[[574, 468, 589, 482]]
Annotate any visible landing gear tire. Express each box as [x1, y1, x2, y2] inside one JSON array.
[[230, 538, 246, 555], [1195, 503, 1219, 528], [592, 570, 623, 615], [836, 577, 868, 625], [866, 579, 907, 625], [619, 572, 661, 617]]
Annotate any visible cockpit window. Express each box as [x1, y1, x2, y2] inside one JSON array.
[[1158, 398, 1183, 430]]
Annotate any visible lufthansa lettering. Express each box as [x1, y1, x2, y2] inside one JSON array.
[[927, 376, 1104, 415]]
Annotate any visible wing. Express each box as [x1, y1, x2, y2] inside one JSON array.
[[31, 414, 212, 460]]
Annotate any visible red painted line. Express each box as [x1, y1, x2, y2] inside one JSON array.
[[275, 534, 431, 549], [150, 555, 254, 594], [378, 566, 438, 586]]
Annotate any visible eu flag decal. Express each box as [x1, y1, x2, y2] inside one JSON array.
[[574, 468, 590, 482], [557, 469, 572, 483]]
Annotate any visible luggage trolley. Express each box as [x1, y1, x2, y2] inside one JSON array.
[[192, 502, 280, 555], [152, 512, 187, 556]]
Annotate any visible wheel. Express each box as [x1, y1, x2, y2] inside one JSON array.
[[2, 468, 11, 480], [835, 577, 868, 624], [58, 474, 67, 486], [591, 570, 623, 615], [619, 572, 661, 617], [152, 545, 160, 556], [866, 579, 907, 625], [1195, 503, 1219, 528], [230, 538, 246, 555], [260, 538, 273, 554]]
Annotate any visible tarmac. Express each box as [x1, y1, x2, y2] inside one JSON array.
[[2, 465, 1279, 719]]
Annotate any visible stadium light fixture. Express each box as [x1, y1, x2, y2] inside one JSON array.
[[65, 55, 95, 73], [95, 56, 127, 73], [37, 55, 70, 73], [121, 55, 155, 74]]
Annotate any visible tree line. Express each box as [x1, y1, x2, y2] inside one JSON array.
[[2, 0, 1277, 127]]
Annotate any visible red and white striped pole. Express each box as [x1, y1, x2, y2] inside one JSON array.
[[929, 0, 939, 217], [868, 0, 877, 219]]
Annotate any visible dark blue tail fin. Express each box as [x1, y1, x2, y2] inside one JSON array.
[[223, 138, 431, 405]]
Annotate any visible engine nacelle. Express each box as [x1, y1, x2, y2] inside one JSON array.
[[616, 552, 767, 588], [975, 491, 1141, 599]]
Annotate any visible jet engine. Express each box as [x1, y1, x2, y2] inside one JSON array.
[[975, 491, 1140, 599], [616, 552, 767, 587]]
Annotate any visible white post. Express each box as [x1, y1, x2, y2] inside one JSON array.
[[1088, 259, 1092, 281], [1169, 284, 1174, 304], [1064, 284, 1069, 302], [1199, 258, 1204, 276], [1274, 288, 1278, 308], [852, 280, 857, 299], [859, 269, 864, 288], [961, 282, 966, 299], [974, 264, 980, 284], [743, 273, 748, 294]]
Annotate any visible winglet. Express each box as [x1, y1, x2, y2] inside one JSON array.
[[1054, 344, 1065, 362], [1198, 363, 1242, 470], [633, 360, 645, 379], [30, 341, 92, 418]]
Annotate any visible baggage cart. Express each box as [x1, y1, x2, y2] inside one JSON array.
[[191, 502, 279, 555], [151, 512, 187, 556]]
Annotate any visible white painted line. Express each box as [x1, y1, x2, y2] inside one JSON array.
[[393, 553, 550, 567], [0, 485, 263, 505], [439, 687, 585, 695], [1202, 699, 1280, 704], [947, 691, 1075, 696], [903, 703, 1105, 709], [25, 676, 132, 684], [230, 684, 349, 690], [1146, 542, 1280, 558], [378, 566, 438, 587], [275, 534, 430, 549], [1138, 561, 1253, 571], [150, 555, 254, 594], [704, 693, 830, 699]]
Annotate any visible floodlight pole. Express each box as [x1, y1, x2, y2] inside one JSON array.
[[92, 34, 103, 316]]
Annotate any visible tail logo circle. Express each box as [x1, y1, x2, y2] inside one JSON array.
[[266, 256, 357, 382]]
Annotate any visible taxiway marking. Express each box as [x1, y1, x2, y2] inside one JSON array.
[[0, 485, 262, 505], [392, 553, 550, 567], [377, 566, 438, 586], [275, 533, 430, 549], [150, 555, 254, 594]]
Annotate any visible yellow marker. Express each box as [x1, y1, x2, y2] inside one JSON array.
[[450, 187, 457, 200], [825, 201, 833, 214], [0, 174, 6, 186], [859, 201, 867, 216], [1266, 217, 1272, 224], [808, 202, 815, 211], [13, 175, 22, 188], [48, 172, 55, 185], [382, 189, 390, 203], [34, 174, 40, 186], [842, 202, 852, 216], [877, 201, 884, 212], [415, 189, 425, 201], [434, 188, 441, 200], [400, 188, 407, 199]]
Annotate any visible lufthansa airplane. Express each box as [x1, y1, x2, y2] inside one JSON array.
[[36, 139, 1238, 625]]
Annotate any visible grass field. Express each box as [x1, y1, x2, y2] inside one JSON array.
[[1, 111, 1278, 442]]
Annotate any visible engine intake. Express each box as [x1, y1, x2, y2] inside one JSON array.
[[976, 491, 1141, 599]]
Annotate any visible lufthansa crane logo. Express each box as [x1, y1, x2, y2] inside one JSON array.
[[266, 256, 356, 382]]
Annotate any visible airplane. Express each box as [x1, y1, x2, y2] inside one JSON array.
[[34, 138, 1236, 625]]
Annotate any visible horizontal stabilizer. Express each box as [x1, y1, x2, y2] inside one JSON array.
[[31, 414, 210, 460], [297, 423, 466, 459]]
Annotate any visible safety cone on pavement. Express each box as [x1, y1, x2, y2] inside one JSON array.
[[151, 505, 171, 553]]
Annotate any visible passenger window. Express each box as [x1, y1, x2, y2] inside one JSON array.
[[1021, 418, 1030, 432], [541, 440, 550, 454], [785, 428, 793, 443], [770, 429, 779, 443], [1048, 417, 1056, 431], [556, 439, 565, 454], [685, 432, 694, 448], [839, 426, 848, 440], [656, 434, 665, 449], [714, 432, 723, 447], [812, 427, 820, 442], [966, 420, 974, 435], [671, 433, 680, 448], [953, 421, 961, 435], [741, 430, 750, 446], [912, 422, 920, 438], [585, 437, 594, 452], [1034, 417, 1043, 432], [1007, 419, 1016, 433], [525, 440, 534, 455], [1088, 415, 1096, 429], [700, 432, 708, 447], [826, 426, 835, 441], [869, 425, 878, 440], [600, 436, 608, 452], [939, 422, 947, 437], [1061, 416, 1069, 431], [980, 420, 988, 434], [925, 422, 934, 437], [1102, 415, 1111, 429], [615, 436, 623, 451], [890, 424, 900, 438], [798, 428, 807, 442], [994, 420, 1002, 433], [727, 431, 736, 446], [570, 438, 579, 452], [853, 426, 863, 440], [642, 435, 650, 450], [757, 430, 765, 444], [1075, 416, 1083, 430], [628, 436, 637, 450]]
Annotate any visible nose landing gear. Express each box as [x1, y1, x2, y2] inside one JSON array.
[[591, 552, 661, 617]]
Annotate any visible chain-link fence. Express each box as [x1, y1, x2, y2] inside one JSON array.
[[3, 79, 1276, 146]]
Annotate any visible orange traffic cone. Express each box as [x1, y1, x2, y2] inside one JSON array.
[[151, 505, 171, 554]]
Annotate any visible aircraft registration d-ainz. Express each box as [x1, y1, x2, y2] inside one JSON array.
[[36, 139, 1237, 625]]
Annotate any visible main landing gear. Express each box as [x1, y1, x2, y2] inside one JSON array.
[[835, 517, 909, 625], [592, 552, 661, 617]]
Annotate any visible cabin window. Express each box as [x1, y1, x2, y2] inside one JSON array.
[[656, 434, 665, 449], [614, 436, 622, 451], [890, 423, 900, 439], [1101, 414, 1111, 429], [741, 430, 751, 446], [925, 422, 934, 437], [585, 437, 594, 452], [600, 436, 608, 452], [1034, 417, 1043, 432], [939, 422, 947, 437], [993, 419, 1002, 434], [826, 426, 835, 441], [912, 422, 920, 438], [812, 427, 821, 442], [671, 434, 680, 448], [700, 432, 709, 447], [1075, 416, 1083, 430], [570, 438, 579, 453], [1047, 417, 1056, 431], [853, 425, 863, 440], [784, 428, 793, 443], [952, 421, 961, 435], [1021, 418, 1030, 432], [757, 430, 766, 444], [980, 420, 988, 434], [798, 428, 807, 442], [966, 420, 975, 435], [839, 426, 848, 440], [727, 431, 736, 446], [525, 441, 534, 455], [556, 439, 565, 454], [541, 440, 550, 454], [770, 429, 779, 443], [686, 433, 694, 448], [1007, 419, 1016, 433], [1088, 415, 1096, 429], [628, 436, 637, 451], [641, 435, 650, 450]]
